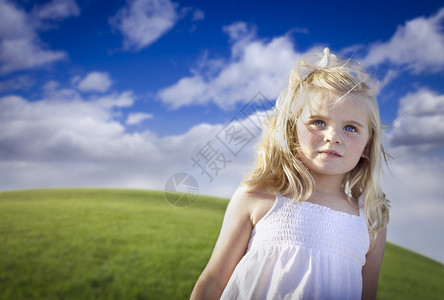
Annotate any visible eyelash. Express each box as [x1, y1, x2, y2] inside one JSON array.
[[311, 120, 358, 133]]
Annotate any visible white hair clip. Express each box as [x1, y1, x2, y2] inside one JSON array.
[[318, 48, 337, 68]]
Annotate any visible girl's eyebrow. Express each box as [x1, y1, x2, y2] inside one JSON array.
[[346, 120, 365, 128], [307, 114, 325, 120]]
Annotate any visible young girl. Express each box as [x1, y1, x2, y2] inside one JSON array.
[[190, 48, 390, 300]]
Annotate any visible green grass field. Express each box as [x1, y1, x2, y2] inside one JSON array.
[[0, 189, 443, 300]]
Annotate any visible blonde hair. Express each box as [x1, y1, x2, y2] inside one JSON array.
[[244, 48, 390, 233]]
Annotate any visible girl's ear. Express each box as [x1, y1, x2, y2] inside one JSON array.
[[361, 145, 370, 159]]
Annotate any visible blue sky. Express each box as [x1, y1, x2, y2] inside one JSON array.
[[1, 0, 444, 263]]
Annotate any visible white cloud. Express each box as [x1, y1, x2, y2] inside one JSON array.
[[0, 76, 265, 193], [110, 0, 178, 51], [0, 0, 32, 39], [192, 9, 204, 21], [43, 80, 82, 101], [223, 21, 255, 43], [362, 8, 444, 73], [126, 112, 153, 125], [0, 83, 256, 195], [386, 89, 444, 150], [158, 76, 207, 108], [96, 91, 135, 108], [382, 156, 444, 263], [41, 79, 133, 108], [32, 0, 80, 21], [0, 0, 77, 74], [157, 22, 302, 109], [0, 37, 67, 74], [381, 87, 444, 263], [0, 75, 34, 92], [0, 84, 139, 166], [77, 72, 113, 93]]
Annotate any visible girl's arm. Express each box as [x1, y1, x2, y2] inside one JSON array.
[[361, 227, 387, 300], [190, 186, 256, 300]]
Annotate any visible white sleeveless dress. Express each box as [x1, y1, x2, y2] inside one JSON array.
[[220, 195, 370, 300]]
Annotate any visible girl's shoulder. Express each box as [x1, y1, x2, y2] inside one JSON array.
[[234, 184, 276, 227]]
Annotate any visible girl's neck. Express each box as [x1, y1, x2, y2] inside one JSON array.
[[311, 173, 345, 198]]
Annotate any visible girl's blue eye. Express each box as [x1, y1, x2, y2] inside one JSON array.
[[313, 120, 326, 127], [344, 125, 357, 132]]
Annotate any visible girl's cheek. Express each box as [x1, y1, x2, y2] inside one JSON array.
[[351, 138, 368, 153], [300, 131, 316, 146], [309, 131, 323, 142]]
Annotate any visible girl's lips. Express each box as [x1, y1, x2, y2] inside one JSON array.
[[319, 150, 342, 158]]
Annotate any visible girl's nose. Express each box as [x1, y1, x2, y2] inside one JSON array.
[[323, 128, 341, 144]]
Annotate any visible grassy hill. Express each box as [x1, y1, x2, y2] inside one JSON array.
[[0, 188, 442, 299]]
